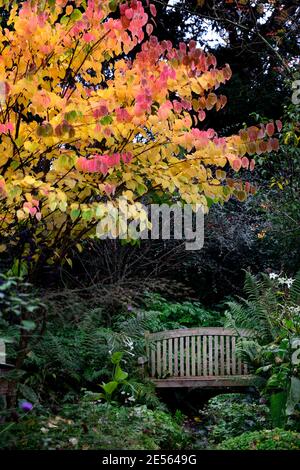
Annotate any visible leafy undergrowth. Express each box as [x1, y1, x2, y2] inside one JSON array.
[[0, 402, 192, 450], [218, 429, 300, 450], [182, 393, 271, 449]]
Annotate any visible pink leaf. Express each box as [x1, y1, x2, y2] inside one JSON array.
[[125, 8, 134, 20], [198, 110, 206, 122], [232, 158, 242, 172], [116, 107, 131, 123], [276, 120, 282, 132], [0, 178, 7, 198], [122, 152, 133, 164], [76, 157, 89, 172], [150, 4, 157, 17], [249, 159, 255, 171], [104, 184, 116, 196], [241, 157, 249, 169], [5, 122, 14, 132], [266, 122, 275, 137], [146, 23, 153, 35], [247, 126, 259, 142], [83, 32, 96, 43], [173, 100, 182, 114]]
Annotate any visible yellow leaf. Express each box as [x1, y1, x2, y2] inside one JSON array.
[[16, 209, 26, 220], [76, 243, 83, 253], [65, 257, 73, 268], [24, 141, 39, 152]]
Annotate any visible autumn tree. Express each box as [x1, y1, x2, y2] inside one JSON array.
[[0, 0, 280, 277], [151, 0, 299, 132]]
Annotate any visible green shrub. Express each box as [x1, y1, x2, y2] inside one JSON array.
[[218, 428, 300, 450], [142, 293, 224, 329], [203, 394, 270, 444], [225, 272, 300, 425], [0, 402, 190, 450]]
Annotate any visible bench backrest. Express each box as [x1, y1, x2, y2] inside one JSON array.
[[0, 339, 6, 364], [145, 327, 253, 378]]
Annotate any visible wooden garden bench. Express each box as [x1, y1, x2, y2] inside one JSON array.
[[0, 339, 14, 407], [143, 327, 256, 388]]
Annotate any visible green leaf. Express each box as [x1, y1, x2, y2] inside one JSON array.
[[18, 383, 39, 404], [83, 393, 105, 401], [82, 209, 93, 221], [70, 9, 82, 21], [256, 364, 273, 373], [100, 115, 113, 125], [8, 259, 28, 279], [60, 15, 69, 25], [111, 351, 123, 364], [109, 1, 117, 12], [70, 209, 81, 220], [20, 320, 36, 331], [101, 381, 118, 396], [137, 183, 147, 196], [65, 110, 78, 122], [270, 391, 287, 427], [114, 364, 128, 382], [205, 196, 214, 208]]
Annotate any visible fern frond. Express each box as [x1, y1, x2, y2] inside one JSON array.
[[226, 273, 280, 343], [290, 270, 300, 304]]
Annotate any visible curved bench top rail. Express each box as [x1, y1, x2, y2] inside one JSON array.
[[145, 327, 253, 341], [0, 339, 6, 364]]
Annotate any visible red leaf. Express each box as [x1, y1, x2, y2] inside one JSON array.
[[150, 4, 157, 17], [270, 138, 280, 152], [266, 122, 275, 137], [245, 181, 251, 193], [276, 120, 282, 132], [259, 141, 268, 152]]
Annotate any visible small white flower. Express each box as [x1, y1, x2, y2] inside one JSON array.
[[69, 438, 78, 446], [286, 278, 295, 288], [269, 273, 279, 280], [288, 306, 300, 313]]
